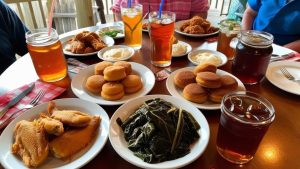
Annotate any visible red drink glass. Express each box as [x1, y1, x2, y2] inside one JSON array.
[[149, 11, 175, 67], [232, 30, 273, 84], [216, 91, 275, 164]]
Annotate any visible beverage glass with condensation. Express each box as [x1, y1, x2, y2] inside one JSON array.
[[216, 91, 275, 164], [149, 11, 175, 67], [121, 2, 142, 50], [26, 28, 67, 82], [232, 30, 273, 85], [217, 19, 241, 60]]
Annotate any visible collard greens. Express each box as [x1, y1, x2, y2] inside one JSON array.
[[116, 98, 201, 163]]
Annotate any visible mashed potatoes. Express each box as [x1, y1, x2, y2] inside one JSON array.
[[103, 48, 131, 61], [190, 52, 222, 66], [172, 43, 187, 56]]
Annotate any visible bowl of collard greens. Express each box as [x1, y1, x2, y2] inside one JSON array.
[[109, 95, 210, 169]]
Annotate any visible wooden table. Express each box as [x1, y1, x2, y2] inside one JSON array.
[[1, 26, 300, 169]]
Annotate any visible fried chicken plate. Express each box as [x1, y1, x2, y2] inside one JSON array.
[[12, 120, 49, 168], [38, 113, 64, 136], [179, 16, 219, 34], [50, 116, 101, 159]]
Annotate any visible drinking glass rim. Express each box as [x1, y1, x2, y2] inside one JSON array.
[[26, 28, 58, 45], [221, 91, 275, 126]]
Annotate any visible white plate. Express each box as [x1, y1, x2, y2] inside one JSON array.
[[266, 60, 300, 95], [97, 26, 125, 39], [62, 35, 115, 57], [166, 67, 246, 110], [97, 45, 135, 62], [71, 62, 155, 105], [188, 49, 228, 67], [109, 95, 210, 169], [0, 98, 109, 169], [172, 41, 192, 57], [175, 20, 219, 37]]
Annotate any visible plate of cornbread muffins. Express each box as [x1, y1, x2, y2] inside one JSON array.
[[166, 63, 246, 110], [71, 61, 155, 105]]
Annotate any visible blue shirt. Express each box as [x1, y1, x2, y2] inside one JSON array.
[[248, 0, 300, 45], [0, 0, 28, 74]]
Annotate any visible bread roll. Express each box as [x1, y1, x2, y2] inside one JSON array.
[[95, 61, 113, 75], [85, 75, 105, 94], [183, 83, 208, 103], [196, 72, 221, 88], [103, 65, 126, 81], [174, 71, 196, 89], [113, 61, 132, 75], [193, 63, 217, 75]]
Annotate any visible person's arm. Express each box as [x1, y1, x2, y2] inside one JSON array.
[[110, 0, 122, 21], [190, 0, 209, 19], [242, 4, 257, 30], [284, 40, 300, 53]]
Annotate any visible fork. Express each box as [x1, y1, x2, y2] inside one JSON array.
[[0, 89, 45, 126], [280, 67, 300, 84]]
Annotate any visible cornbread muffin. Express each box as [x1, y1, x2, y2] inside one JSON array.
[[196, 72, 221, 88], [85, 75, 105, 94], [209, 87, 234, 103], [121, 75, 143, 94], [220, 75, 238, 90], [183, 83, 208, 103], [101, 82, 125, 100], [94, 61, 113, 75], [173, 70, 196, 89], [193, 63, 217, 75], [113, 61, 132, 75], [103, 65, 126, 81]]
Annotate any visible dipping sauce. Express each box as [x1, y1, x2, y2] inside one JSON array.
[[172, 43, 187, 56], [103, 48, 131, 61], [190, 52, 222, 66]]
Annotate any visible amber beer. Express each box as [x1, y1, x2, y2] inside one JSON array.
[[26, 28, 67, 82], [149, 11, 175, 67], [121, 3, 142, 50], [217, 20, 241, 60]]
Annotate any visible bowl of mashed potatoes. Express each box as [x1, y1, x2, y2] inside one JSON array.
[[188, 49, 227, 67], [172, 41, 192, 57], [98, 45, 135, 62]]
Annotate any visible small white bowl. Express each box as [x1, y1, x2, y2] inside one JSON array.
[[172, 41, 192, 57], [188, 49, 228, 67], [98, 45, 135, 62]]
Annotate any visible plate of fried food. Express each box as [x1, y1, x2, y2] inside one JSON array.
[[109, 95, 210, 169], [175, 16, 219, 37], [63, 31, 114, 56], [166, 63, 246, 110], [71, 61, 155, 105], [0, 98, 109, 169]]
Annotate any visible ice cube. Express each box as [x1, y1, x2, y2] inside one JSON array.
[[230, 96, 243, 107], [246, 103, 270, 120], [161, 18, 173, 25]]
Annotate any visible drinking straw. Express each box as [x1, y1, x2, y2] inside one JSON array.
[[158, 0, 165, 18], [47, 0, 56, 36], [127, 0, 132, 8]]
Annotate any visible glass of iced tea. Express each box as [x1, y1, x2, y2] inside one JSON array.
[[26, 28, 67, 82], [232, 30, 273, 84], [217, 19, 241, 60], [121, 3, 142, 50], [216, 91, 275, 164], [149, 11, 175, 67]]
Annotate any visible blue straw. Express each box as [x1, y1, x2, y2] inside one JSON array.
[[158, 0, 165, 18], [127, 0, 131, 8]]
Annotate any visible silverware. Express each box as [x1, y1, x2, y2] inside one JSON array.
[[280, 67, 300, 84], [0, 83, 35, 119], [270, 53, 294, 62], [0, 89, 45, 128]]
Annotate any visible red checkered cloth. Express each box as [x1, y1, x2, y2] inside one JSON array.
[[0, 80, 66, 129], [287, 52, 300, 61], [67, 58, 88, 74]]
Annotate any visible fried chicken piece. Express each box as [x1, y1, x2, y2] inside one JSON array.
[[180, 21, 190, 31], [48, 101, 92, 127], [206, 26, 219, 34], [201, 20, 211, 30], [38, 113, 64, 136], [84, 47, 95, 53], [12, 120, 49, 168], [82, 33, 107, 50], [74, 31, 89, 41], [190, 17, 204, 26], [189, 25, 205, 34], [183, 26, 192, 33], [49, 116, 100, 159], [70, 41, 86, 54]]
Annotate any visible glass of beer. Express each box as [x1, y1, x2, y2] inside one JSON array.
[[216, 19, 241, 60], [232, 30, 273, 84], [26, 28, 67, 82], [216, 91, 275, 164], [121, 2, 142, 50], [149, 11, 175, 67]]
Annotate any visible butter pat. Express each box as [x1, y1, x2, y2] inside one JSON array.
[[191, 52, 222, 66], [103, 48, 131, 61]]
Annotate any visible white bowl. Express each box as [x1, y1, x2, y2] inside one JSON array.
[[97, 45, 135, 62], [172, 41, 192, 57], [188, 49, 227, 67]]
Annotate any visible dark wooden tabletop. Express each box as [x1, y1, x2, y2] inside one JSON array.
[[0, 27, 300, 169]]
